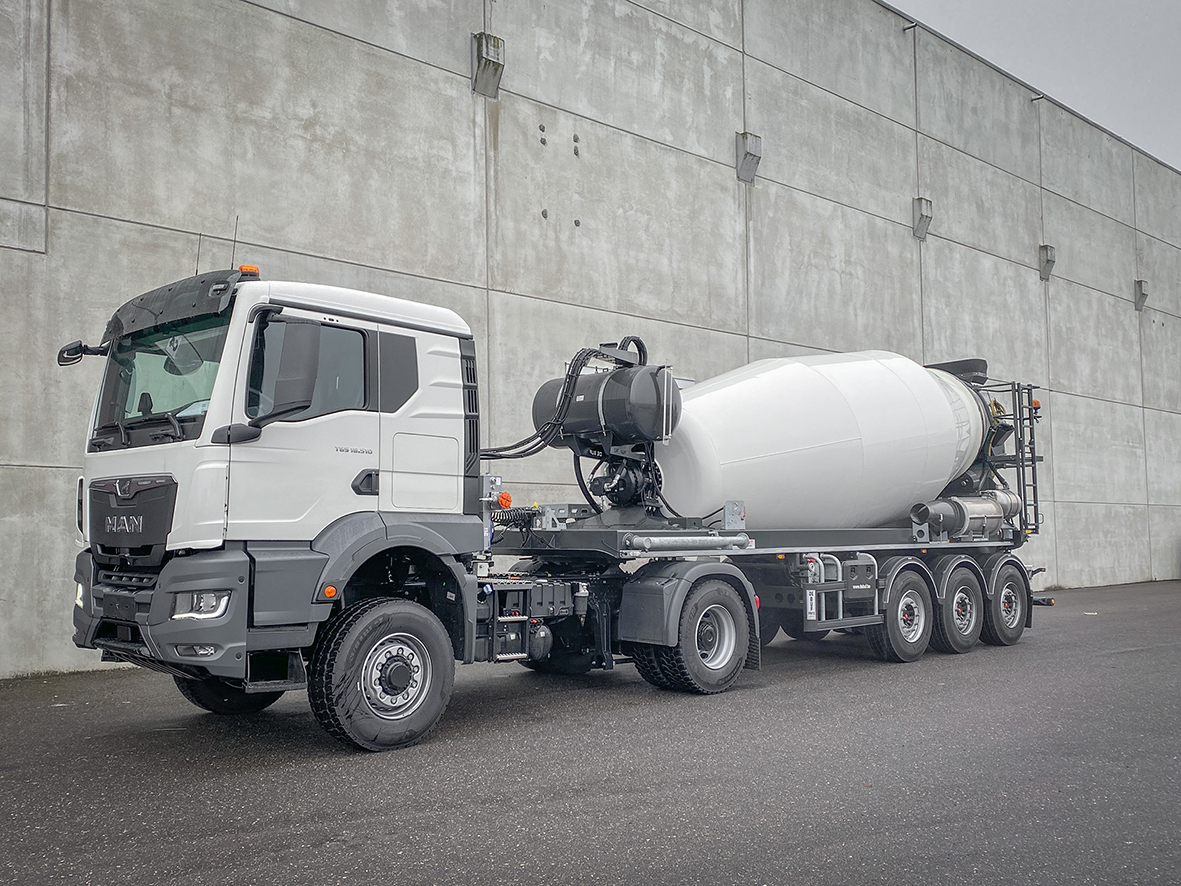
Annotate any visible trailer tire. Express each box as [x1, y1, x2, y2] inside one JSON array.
[[308, 598, 454, 751], [632, 644, 678, 689], [661, 579, 749, 694], [981, 563, 1027, 646], [868, 571, 932, 663], [758, 608, 784, 647], [173, 676, 284, 715], [931, 567, 983, 654]]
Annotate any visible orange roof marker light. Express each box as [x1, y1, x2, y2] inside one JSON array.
[[238, 265, 261, 278]]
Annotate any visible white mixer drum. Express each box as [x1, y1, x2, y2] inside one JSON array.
[[656, 351, 988, 530]]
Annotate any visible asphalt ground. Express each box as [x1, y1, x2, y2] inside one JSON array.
[[2, 582, 1179, 886]]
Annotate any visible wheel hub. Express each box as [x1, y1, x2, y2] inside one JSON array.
[[952, 587, 976, 634], [896, 589, 926, 643], [361, 633, 432, 721], [695, 604, 737, 671], [379, 658, 413, 696]]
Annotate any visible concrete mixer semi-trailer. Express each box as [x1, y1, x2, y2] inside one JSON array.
[[60, 269, 1044, 751]]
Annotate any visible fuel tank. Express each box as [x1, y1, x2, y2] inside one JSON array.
[[656, 351, 989, 530]]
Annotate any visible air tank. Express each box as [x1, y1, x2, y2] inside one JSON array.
[[656, 351, 989, 530]]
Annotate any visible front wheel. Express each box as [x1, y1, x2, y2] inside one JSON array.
[[981, 563, 1028, 646], [174, 676, 284, 715], [661, 579, 749, 694], [867, 571, 933, 663], [309, 598, 455, 751]]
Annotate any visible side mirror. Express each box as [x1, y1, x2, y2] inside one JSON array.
[[249, 319, 321, 428], [58, 340, 84, 366]]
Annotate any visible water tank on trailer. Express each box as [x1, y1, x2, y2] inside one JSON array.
[[656, 351, 989, 530]]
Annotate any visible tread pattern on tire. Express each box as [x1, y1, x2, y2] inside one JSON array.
[[981, 563, 1027, 647], [660, 580, 748, 695], [930, 567, 982, 655], [632, 643, 677, 689]]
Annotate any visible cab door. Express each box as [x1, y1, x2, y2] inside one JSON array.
[[226, 306, 380, 543]]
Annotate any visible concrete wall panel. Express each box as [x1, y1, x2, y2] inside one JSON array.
[[915, 29, 1039, 183], [918, 137, 1041, 268], [746, 338, 833, 362], [486, 291, 747, 487], [0, 212, 208, 470], [249, 0, 482, 75], [750, 184, 920, 356], [0, 198, 45, 251], [51, 0, 486, 284], [747, 58, 916, 224], [629, 0, 742, 47], [1042, 192, 1136, 299], [488, 95, 745, 332], [496, 0, 742, 164], [1149, 506, 1181, 581], [0, 0, 46, 204], [1022, 499, 1057, 591], [1145, 410, 1181, 507], [1136, 233, 1181, 319], [1134, 152, 1181, 248], [1050, 392, 1147, 506], [921, 238, 1047, 386], [1048, 279, 1142, 406], [1139, 309, 1181, 414], [745, 0, 915, 126], [1053, 502, 1150, 587], [0, 466, 106, 676], [1040, 102, 1135, 224]]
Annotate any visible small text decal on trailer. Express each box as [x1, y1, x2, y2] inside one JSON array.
[[806, 588, 817, 621]]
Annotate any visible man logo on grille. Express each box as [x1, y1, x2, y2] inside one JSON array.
[[105, 515, 144, 534]]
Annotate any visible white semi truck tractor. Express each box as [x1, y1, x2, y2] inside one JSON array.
[[59, 268, 1043, 750]]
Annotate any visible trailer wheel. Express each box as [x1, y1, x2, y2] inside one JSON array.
[[931, 567, 984, 654], [309, 598, 454, 751], [782, 611, 831, 642], [661, 579, 749, 694], [981, 563, 1027, 646], [632, 644, 678, 689], [758, 608, 784, 647], [868, 571, 932, 663], [173, 676, 284, 715]]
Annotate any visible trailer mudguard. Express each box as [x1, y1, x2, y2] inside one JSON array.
[[617, 560, 760, 670], [879, 556, 936, 607], [928, 554, 987, 603]]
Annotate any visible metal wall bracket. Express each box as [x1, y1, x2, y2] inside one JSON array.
[[912, 197, 932, 240], [1039, 244, 1056, 281], [1134, 279, 1149, 312], [735, 132, 762, 183], [471, 32, 504, 98]]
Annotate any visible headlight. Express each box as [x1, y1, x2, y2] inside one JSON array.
[[75, 582, 85, 608], [172, 591, 231, 620]]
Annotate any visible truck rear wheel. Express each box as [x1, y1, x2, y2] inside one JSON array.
[[782, 610, 831, 642], [309, 598, 454, 751], [868, 571, 932, 663], [661, 579, 749, 694], [981, 563, 1027, 646], [931, 567, 983, 654], [632, 643, 678, 689], [173, 676, 284, 715]]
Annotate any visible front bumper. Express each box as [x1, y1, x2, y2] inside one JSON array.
[[73, 547, 251, 680]]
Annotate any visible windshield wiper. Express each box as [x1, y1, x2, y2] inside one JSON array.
[[121, 412, 184, 442]]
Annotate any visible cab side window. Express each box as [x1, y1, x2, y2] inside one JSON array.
[[247, 319, 367, 421]]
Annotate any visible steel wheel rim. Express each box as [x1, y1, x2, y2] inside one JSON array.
[[999, 584, 1022, 630], [361, 632, 432, 720], [952, 586, 977, 636], [897, 589, 926, 643], [696, 604, 737, 670]]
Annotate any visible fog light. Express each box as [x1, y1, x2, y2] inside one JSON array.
[[172, 590, 231, 620], [176, 644, 218, 657]]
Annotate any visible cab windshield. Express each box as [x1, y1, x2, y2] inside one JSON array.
[[92, 314, 232, 447]]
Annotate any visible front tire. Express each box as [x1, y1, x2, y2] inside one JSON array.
[[867, 571, 933, 663], [309, 598, 455, 751], [173, 676, 283, 715], [981, 563, 1028, 646], [931, 567, 984, 654], [661, 579, 749, 694]]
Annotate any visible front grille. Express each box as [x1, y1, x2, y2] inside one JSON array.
[[97, 569, 158, 590]]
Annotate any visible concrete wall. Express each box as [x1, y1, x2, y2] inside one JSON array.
[[3, 0, 1180, 676]]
